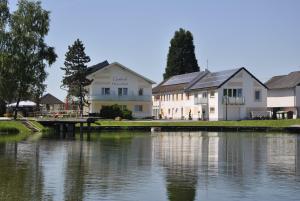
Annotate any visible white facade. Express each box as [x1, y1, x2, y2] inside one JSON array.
[[153, 68, 268, 121], [86, 62, 155, 118], [267, 87, 300, 119]]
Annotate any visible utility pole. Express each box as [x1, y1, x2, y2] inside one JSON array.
[[225, 96, 228, 121]]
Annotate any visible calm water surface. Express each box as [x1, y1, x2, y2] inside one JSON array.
[[0, 132, 300, 201]]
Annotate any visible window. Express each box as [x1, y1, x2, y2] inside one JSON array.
[[202, 92, 207, 98], [228, 89, 232, 97], [118, 88, 128, 96], [181, 93, 183, 100], [255, 90, 261, 101], [210, 107, 215, 114], [194, 93, 198, 98], [237, 89, 243, 97], [134, 105, 143, 112], [118, 88, 122, 96], [210, 91, 215, 98], [223, 89, 227, 96], [123, 88, 128, 95], [168, 108, 171, 114], [138, 88, 143, 96], [186, 93, 190, 100], [233, 89, 237, 97], [102, 88, 110, 95], [176, 94, 178, 100]]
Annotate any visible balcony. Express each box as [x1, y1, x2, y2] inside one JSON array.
[[89, 94, 151, 102], [194, 97, 208, 105], [222, 96, 245, 105]]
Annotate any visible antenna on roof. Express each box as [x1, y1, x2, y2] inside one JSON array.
[[206, 59, 209, 71]]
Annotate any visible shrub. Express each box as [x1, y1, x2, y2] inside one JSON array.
[[100, 104, 132, 120], [122, 109, 133, 120]]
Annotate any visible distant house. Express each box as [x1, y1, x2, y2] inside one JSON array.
[[40, 93, 64, 113], [265, 71, 300, 119], [153, 67, 268, 121], [85, 61, 155, 118]]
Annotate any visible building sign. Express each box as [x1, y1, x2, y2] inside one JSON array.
[[112, 76, 128, 86]]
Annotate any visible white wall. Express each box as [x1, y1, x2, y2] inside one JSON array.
[[86, 63, 153, 117], [153, 92, 197, 120], [153, 69, 267, 121], [219, 69, 267, 120], [88, 63, 152, 98], [267, 88, 295, 108]]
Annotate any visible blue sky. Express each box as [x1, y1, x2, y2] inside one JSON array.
[[9, 0, 300, 100]]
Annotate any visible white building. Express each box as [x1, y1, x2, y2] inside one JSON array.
[[266, 71, 300, 119], [85, 61, 155, 118], [153, 67, 268, 121]]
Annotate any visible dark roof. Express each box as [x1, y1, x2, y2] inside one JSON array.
[[265, 71, 300, 89], [189, 68, 240, 90], [86, 60, 110, 75], [162, 71, 202, 86], [153, 83, 189, 94], [40, 93, 64, 105], [153, 67, 267, 93], [153, 71, 207, 94]]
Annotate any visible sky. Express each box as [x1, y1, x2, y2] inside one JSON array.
[[8, 0, 300, 100]]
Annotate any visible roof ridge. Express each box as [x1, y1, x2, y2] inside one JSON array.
[[185, 70, 210, 90]]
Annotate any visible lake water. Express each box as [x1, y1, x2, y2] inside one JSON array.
[[0, 131, 300, 201]]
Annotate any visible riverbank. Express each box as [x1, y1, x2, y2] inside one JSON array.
[[0, 121, 30, 134], [0, 121, 32, 142], [96, 119, 300, 127], [77, 119, 300, 133]]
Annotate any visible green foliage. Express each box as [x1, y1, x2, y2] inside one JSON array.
[[100, 104, 133, 119], [164, 28, 199, 79], [0, 120, 30, 134], [61, 39, 91, 116], [122, 109, 133, 120], [0, 0, 57, 119]]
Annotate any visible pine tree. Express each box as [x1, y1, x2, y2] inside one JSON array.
[[163, 28, 199, 79], [61, 39, 92, 117]]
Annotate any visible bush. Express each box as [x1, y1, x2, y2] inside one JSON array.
[[100, 104, 133, 120], [122, 109, 133, 120]]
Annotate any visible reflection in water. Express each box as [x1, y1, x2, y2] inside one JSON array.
[[0, 132, 299, 201], [0, 142, 45, 201], [152, 132, 219, 201]]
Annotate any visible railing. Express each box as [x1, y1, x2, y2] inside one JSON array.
[[222, 96, 245, 105], [88, 94, 151, 101], [194, 97, 208, 105]]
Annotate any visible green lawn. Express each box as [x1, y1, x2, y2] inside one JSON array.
[[94, 119, 300, 128], [0, 121, 31, 133], [0, 121, 31, 142]]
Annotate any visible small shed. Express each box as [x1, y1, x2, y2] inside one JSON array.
[[40, 93, 64, 113]]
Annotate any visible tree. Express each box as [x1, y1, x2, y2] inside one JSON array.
[[61, 39, 92, 117], [7, 0, 57, 119], [0, 0, 13, 115], [163, 28, 199, 80]]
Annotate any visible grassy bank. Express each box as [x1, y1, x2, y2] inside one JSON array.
[[0, 121, 31, 142], [0, 121, 30, 133], [94, 119, 300, 128]]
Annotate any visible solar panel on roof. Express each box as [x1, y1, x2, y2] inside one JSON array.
[[189, 68, 240, 90], [162, 72, 201, 86]]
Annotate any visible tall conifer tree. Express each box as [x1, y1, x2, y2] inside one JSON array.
[[61, 39, 92, 117], [164, 28, 199, 79]]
